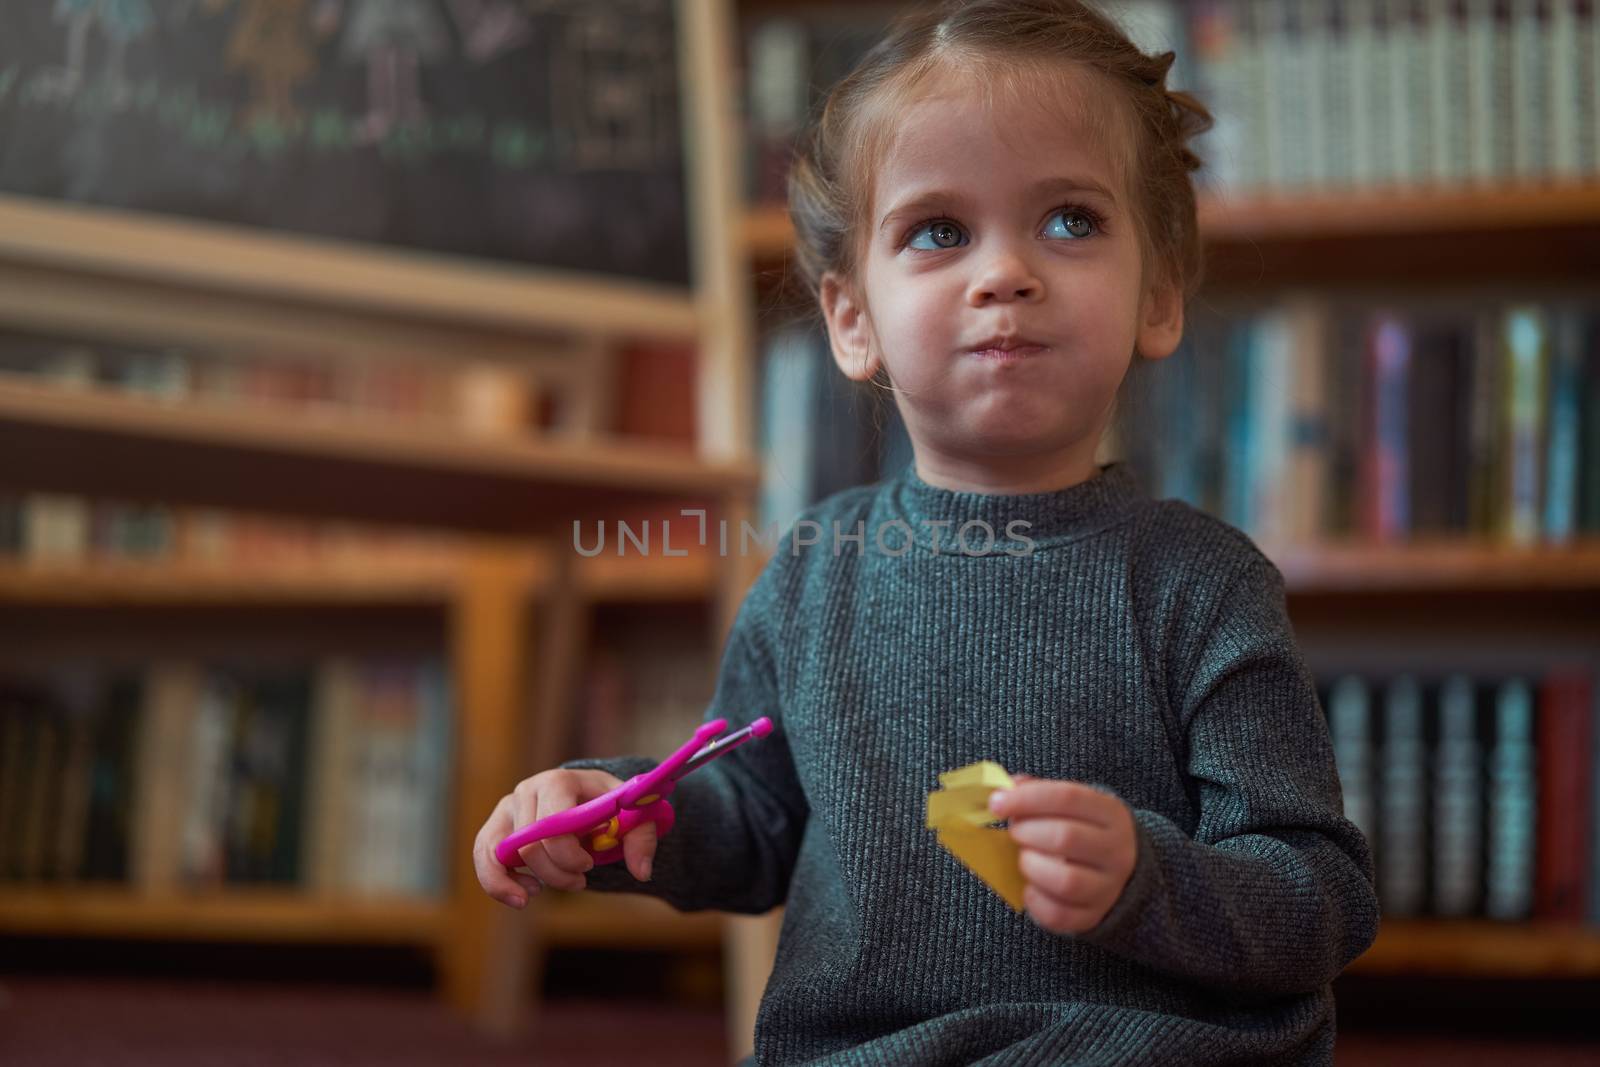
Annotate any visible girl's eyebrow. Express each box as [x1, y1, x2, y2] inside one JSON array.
[[876, 175, 1118, 233]]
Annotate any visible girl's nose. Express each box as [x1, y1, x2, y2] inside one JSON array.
[[966, 252, 1044, 306]]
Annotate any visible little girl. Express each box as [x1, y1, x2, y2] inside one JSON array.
[[475, 2, 1379, 1064]]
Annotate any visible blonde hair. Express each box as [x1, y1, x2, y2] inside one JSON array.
[[786, 0, 1213, 310]]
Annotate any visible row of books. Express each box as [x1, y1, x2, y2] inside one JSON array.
[[0, 658, 452, 898], [756, 298, 1600, 548], [757, 322, 911, 537], [1114, 299, 1600, 546], [568, 611, 719, 764], [0, 492, 463, 568], [0, 328, 536, 434], [741, 0, 1600, 204], [1319, 668, 1597, 923]]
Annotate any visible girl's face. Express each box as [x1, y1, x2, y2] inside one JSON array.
[[820, 64, 1183, 491]]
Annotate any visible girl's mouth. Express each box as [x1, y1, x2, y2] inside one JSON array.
[[971, 344, 1048, 362]]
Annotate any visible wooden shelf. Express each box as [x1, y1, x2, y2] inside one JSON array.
[[1197, 182, 1600, 241], [0, 887, 443, 945], [1270, 541, 1600, 594], [745, 182, 1600, 284], [576, 552, 720, 602], [0, 379, 758, 536], [0, 552, 720, 607], [0, 195, 700, 340], [536, 893, 724, 951], [1349, 920, 1600, 978], [0, 555, 542, 606]]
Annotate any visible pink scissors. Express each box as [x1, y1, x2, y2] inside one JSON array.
[[494, 716, 774, 869]]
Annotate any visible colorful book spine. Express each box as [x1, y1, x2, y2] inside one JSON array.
[[1379, 675, 1429, 917], [1535, 671, 1593, 921], [1432, 674, 1484, 916], [1329, 676, 1378, 850], [1486, 678, 1538, 921], [1503, 307, 1547, 545], [1364, 315, 1412, 541]]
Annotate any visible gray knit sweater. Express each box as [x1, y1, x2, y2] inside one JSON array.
[[567, 461, 1380, 1066]]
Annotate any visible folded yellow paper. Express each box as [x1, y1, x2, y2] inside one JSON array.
[[926, 761, 1025, 911]]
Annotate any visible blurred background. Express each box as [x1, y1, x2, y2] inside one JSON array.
[[1, 0, 1598, 1063]]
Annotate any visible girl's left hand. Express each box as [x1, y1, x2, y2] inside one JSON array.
[[988, 774, 1138, 935]]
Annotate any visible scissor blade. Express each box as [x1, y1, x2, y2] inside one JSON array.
[[680, 721, 763, 776]]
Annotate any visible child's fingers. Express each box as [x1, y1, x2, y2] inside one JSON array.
[[1017, 847, 1111, 905], [989, 778, 1115, 828], [508, 780, 587, 891], [622, 820, 657, 882], [473, 798, 533, 907], [1006, 816, 1113, 870]]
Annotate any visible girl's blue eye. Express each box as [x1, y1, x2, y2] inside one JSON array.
[[907, 220, 967, 251], [906, 208, 1099, 251], [1044, 208, 1098, 240]]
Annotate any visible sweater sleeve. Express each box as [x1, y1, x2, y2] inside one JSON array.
[[1077, 555, 1380, 996], [559, 552, 807, 915]]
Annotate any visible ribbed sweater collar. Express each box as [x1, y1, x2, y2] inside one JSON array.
[[881, 460, 1145, 554]]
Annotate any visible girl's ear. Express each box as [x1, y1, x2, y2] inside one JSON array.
[[1135, 277, 1184, 361], [820, 271, 881, 382]]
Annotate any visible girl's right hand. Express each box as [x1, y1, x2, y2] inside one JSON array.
[[471, 768, 659, 909]]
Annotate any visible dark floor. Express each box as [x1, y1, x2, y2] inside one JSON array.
[[3, 939, 1599, 1066], [4, 977, 1600, 1066], [0, 978, 730, 1066]]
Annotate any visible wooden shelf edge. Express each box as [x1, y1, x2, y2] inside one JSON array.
[[0, 379, 757, 495], [0, 552, 727, 606], [534, 894, 724, 951], [0, 887, 444, 945], [0, 194, 700, 340], [1270, 541, 1600, 594], [1349, 919, 1600, 978]]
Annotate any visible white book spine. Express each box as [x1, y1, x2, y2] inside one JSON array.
[[1236, 0, 1270, 191], [1490, 0, 1517, 180], [1426, 0, 1454, 182], [1349, 0, 1378, 184], [1371, 0, 1399, 184], [1404, 0, 1436, 185], [1547, 0, 1581, 178], [1303, 0, 1332, 188], [1386, 0, 1419, 185], [1257, 0, 1289, 189], [1196, 0, 1247, 194], [1590, 0, 1600, 173], [1323, 0, 1355, 187], [1511, 0, 1549, 179], [1466, 0, 1499, 181], [1446, 0, 1477, 182]]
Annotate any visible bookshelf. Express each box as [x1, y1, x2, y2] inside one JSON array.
[[0, 0, 761, 1049]]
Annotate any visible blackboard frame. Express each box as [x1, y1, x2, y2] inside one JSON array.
[[0, 0, 714, 340]]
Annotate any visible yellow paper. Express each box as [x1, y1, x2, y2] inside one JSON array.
[[926, 760, 1025, 911]]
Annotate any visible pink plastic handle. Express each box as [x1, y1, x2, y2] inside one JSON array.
[[495, 718, 745, 868]]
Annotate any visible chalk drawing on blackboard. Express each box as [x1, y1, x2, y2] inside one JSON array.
[[444, 0, 533, 64], [316, 0, 449, 144], [554, 6, 678, 172], [205, 0, 324, 128], [31, 0, 157, 103]]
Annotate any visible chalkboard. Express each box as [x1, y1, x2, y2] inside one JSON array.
[[0, 0, 691, 287]]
